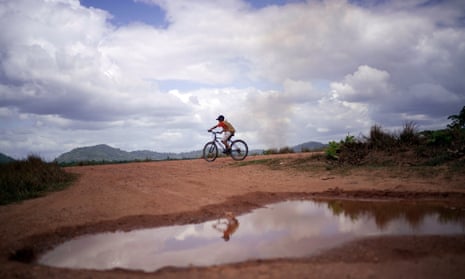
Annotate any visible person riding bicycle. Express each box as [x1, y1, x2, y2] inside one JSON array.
[[208, 115, 236, 153], [212, 212, 240, 241]]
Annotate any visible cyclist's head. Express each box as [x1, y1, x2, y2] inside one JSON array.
[[216, 115, 225, 121]]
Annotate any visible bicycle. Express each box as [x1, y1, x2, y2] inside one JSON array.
[[203, 131, 248, 162]]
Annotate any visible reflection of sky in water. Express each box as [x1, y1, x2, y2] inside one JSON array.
[[39, 200, 465, 272]]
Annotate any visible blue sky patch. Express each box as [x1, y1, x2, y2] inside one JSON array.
[[80, 0, 168, 27]]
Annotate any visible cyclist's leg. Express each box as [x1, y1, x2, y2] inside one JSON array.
[[222, 131, 232, 151]]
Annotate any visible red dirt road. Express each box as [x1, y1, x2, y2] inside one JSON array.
[[1, 153, 465, 278]]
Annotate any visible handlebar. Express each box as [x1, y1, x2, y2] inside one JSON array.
[[207, 130, 223, 134]]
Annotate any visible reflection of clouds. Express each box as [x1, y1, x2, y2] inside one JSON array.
[[338, 214, 372, 235], [174, 224, 197, 240], [174, 223, 213, 240], [39, 200, 465, 272], [241, 201, 333, 239]]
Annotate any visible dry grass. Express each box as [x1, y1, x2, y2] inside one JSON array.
[[0, 155, 77, 205]]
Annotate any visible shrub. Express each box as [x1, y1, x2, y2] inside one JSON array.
[[325, 134, 357, 161], [343, 134, 356, 144], [263, 148, 279, 155], [367, 125, 397, 149], [325, 141, 341, 160], [278, 146, 295, 154], [423, 129, 452, 147], [399, 121, 420, 145], [321, 108, 465, 167], [0, 155, 76, 205], [339, 140, 369, 165]]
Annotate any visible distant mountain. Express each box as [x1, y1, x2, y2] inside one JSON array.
[[0, 152, 15, 164], [55, 144, 202, 164], [292, 141, 327, 152], [55, 141, 327, 164]]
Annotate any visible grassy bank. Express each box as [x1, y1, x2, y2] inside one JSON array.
[[0, 155, 77, 205], [235, 121, 464, 177]]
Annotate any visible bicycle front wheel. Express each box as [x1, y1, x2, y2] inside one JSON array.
[[230, 140, 248, 161], [203, 141, 218, 162]]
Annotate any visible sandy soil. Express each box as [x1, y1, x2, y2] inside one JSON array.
[[1, 153, 465, 278]]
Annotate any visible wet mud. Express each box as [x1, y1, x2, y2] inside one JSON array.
[[9, 191, 465, 265]]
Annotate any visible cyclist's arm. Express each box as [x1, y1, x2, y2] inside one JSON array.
[[208, 124, 219, 131]]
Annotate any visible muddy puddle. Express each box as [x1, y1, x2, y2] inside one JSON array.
[[38, 199, 465, 272]]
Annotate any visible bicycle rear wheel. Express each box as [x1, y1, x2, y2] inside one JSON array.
[[230, 140, 248, 161], [203, 141, 218, 162]]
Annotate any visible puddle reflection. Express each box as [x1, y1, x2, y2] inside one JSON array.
[[212, 212, 240, 241], [39, 200, 465, 272]]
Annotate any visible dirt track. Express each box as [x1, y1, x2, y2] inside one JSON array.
[[1, 153, 465, 278]]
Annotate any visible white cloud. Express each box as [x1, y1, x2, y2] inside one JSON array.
[[330, 65, 392, 103], [0, 0, 464, 159]]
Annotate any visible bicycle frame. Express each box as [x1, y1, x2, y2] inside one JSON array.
[[203, 131, 248, 162], [210, 131, 231, 151]]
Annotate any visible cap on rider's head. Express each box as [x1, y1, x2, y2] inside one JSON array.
[[216, 115, 225, 121]]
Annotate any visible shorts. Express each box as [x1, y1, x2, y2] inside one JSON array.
[[222, 131, 233, 142]]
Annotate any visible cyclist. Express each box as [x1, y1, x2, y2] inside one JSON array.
[[212, 212, 240, 241], [208, 115, 236, 153]]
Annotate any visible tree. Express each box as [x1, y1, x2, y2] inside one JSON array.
[[447, 106, 465, 129]]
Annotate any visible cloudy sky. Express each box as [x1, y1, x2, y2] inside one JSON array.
[[1, 0, 464, 160]]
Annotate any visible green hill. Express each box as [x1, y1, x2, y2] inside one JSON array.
[[55, 144, 202, 164]]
